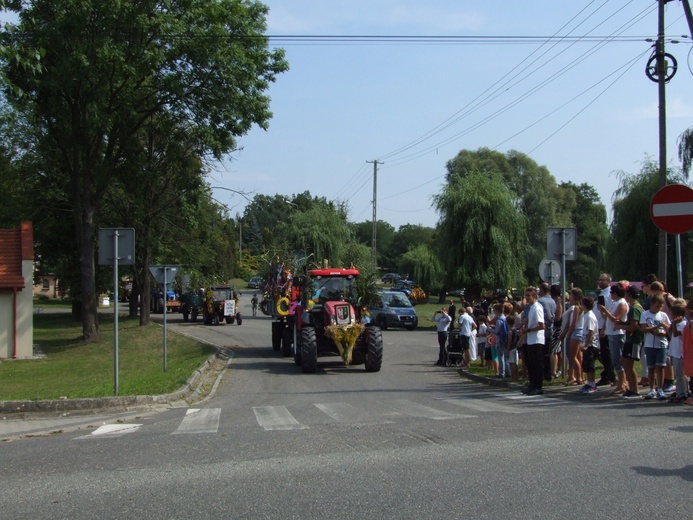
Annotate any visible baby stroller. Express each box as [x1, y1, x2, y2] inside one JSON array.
[[445, 330, 464, 367]]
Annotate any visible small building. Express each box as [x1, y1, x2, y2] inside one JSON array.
[[0, 221, 34, 359], [33, 273, 63, 299]]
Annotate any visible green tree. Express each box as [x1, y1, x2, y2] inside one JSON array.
[[392, 224, 435, 261], [4, 0, 287, 340], [349, 220, 396, 269], [102, 116, 213, 323], [679, 127, 693, 179], [278, 204, 352, 268], [434, 170, 527, 298], [446, 147, 564, 281], [398, 244, 443, 297]]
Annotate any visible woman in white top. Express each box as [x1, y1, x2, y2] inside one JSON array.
[[599, 283, 629, 394]]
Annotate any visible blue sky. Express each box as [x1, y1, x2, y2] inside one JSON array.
[[217, 2, 691, 228]]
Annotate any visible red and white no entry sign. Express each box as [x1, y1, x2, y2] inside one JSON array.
[[650, 183, 693, 235]]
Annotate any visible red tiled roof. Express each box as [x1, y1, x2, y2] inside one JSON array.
[[0, 221, 34, 290]]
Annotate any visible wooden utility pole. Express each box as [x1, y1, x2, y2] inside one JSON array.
[[367, 160, 382, 270], [656, 0, 668, 282]]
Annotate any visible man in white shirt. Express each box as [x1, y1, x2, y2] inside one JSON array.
[[433, 308, 452, 366], [521, 286, 545, 396]]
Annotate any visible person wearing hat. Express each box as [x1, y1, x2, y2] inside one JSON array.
[[617, 284, 645, 398]]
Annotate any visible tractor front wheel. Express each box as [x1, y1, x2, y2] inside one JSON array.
[[300, 327, 317, 373], [364, 326, 383, 372]]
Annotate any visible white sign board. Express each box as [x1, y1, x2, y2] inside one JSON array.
[[224, 300, 235, 316], [538, 258, 561, 284]]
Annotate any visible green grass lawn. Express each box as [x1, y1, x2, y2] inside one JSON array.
[[0, 313, 216, 401]]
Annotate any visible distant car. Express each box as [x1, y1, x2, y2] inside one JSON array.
[[392, 279, 413, 297], [380, 272, 400, 284], [448, 288, 465, 297], [369, 290, 418, 330], [248, 276, 264, 289]]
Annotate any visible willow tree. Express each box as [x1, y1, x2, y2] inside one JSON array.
[[446, 147, 566, 282], [278, 204, 352, 269], [398, 244, 443, 297], [680, 127, 693, 178], [434, 170, 528, 297], [3, 0, 288, 340]]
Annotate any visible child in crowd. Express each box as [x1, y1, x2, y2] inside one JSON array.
[[579, 297, 600, 394], [639, 293, 671, 400], [668, 299, 689, 403], [506, 314, 519, 381], [476, 315, 488, 368]]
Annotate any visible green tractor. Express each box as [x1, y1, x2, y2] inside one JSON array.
[[179, 291, 203, 322], [202, 285, 243, 326]]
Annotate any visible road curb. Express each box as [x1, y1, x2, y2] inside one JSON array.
[[0, 348, 232, 416], [457, 368, 578, 395]]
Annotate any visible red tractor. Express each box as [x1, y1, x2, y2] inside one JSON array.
[[262, 266, 383, 373]]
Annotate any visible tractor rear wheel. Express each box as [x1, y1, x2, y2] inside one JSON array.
[[300, 327, 317, 373], [271, 321, 282, 351], [236, 313, 243, 325], [213, 314, 220, 326], [364, 326, 383, 372], [225, 315, 234, 324], [281, 325, 292, 357]]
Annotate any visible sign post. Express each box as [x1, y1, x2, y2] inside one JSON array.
[[149, 265, 180, 372], [650, 183, 693, 296], [547, 227, 577, 377], [98, 228, 135, 396]]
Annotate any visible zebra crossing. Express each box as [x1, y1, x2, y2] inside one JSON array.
[[76, 391, 570, 439]]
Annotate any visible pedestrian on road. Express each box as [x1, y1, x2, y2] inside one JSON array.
[[433, 308, 452, 366], [251, 294, 258, 316], [596, 273, 616, 387], [521, 286, 545, 395]]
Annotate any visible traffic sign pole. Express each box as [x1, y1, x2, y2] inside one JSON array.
[[113, 231, 119, 396]]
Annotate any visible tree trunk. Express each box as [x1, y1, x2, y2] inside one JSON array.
[[78, 201, 99, 341], [129, 277, 140, 318], [139, 244, 152, 325]]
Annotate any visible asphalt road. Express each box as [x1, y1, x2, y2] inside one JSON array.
[[1, 297, 691, 519]]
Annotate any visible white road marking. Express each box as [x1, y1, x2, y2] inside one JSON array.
[[172, 408, 221, 434], [253, 406, 309, 431], [390, 399, 475, 420], [78, 423, 143, 438], [441, 397, 546, 414], [314, 402, 394, 425], [495, 393, 560, 403]]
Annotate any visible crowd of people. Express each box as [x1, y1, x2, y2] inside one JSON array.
[[433, 273, 693, 404]]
